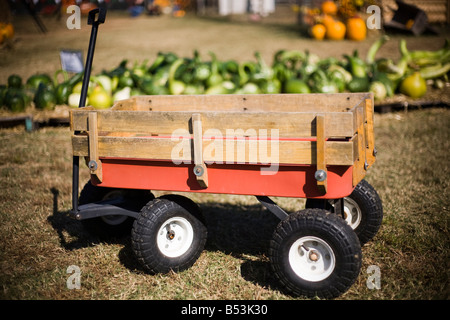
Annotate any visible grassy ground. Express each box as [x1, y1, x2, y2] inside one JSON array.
[[0, 8, 449, 300], [0, 108, 448, 300]]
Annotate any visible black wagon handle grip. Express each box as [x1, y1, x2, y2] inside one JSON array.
[[88, 7, 106, 25], [78, 8, 107, 109]]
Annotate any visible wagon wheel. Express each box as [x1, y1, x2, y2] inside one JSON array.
[[305, 179, 383, 245], [78, 181, 154, 238], [269, 208, 362, 299], [131, 197, 207, 274]]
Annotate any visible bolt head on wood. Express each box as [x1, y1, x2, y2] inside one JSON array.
[[315, 169, 327, 182]]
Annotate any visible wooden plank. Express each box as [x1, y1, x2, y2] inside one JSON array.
[[70, 110, 355, 138], [69, 106, 94, 131], [315, 114, 327, 194], [352, 105, 366, 187], [364, 98, 376, 169], [111, 93, 372, 113], [88, 112, 102, 183], [72, 135, 354, 166], [0, 115, 34, 131], [192, 113, 208, 188]]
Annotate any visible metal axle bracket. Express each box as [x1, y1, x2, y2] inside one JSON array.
[[71, 197, 139, 220], [256, 196, 289, 220]]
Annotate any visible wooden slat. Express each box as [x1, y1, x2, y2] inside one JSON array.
[[69, 106, 94, 132], [364, 98, 376, 169], [352, 105, 366, 187], [72, 135, 354, 166], [315, 114, 327, 194], [192, 113, 208, 188], [111, 93, 372, 113], [88, 112, 102, 183], [70, 110, 355, 138]]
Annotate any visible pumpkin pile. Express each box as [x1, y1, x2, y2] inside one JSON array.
[[306, 0, 367, 41]]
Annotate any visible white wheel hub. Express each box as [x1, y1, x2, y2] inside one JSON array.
[[157, 217, 194, 258], [343, 197, 362, 230], [288, 236, 336, 282]]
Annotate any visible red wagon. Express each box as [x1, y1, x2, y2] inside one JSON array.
[[70, 92, 383, 298]]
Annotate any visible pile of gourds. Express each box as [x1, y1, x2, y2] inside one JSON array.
[[1, 36, 449, 112], [308, 0, 368, 41]]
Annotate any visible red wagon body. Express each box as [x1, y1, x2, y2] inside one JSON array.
[[70, 92, 376, 200]]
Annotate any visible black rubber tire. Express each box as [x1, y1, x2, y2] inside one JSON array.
[[158, 194, 205, 224], [305, 179, 383, 245], [131, 198, 207, 274], [269, 208, 362, 299], [78, 180, 154, 238]]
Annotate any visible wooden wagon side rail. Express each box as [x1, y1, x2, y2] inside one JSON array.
[[71, 110, 356, 166], [70, 93, 375, 195], [350, 97, 376, 187], [70, 110, 354, 137], [110, 93, 371, 113], [72, 134, 355, 165]]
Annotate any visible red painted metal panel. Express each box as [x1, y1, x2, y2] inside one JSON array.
[[92, 159, 354, 199]]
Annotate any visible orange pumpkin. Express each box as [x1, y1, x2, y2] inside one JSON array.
[[321, 1, 338, 16], [326, 20, 346, 40], [321, 14, 336, 29], [310, 24, 326, 40], [346, 17, 367, 41], [0, 23, 14, 40]]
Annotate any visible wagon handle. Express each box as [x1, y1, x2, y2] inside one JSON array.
[[72, 8, 107, 217], [78, 8, 106, 109], [88, 8, 106, 25]]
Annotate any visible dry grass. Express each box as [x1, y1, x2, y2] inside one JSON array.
[[0, 108, 449, 300]]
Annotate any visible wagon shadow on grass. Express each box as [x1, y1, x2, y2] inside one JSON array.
[[199, 201, 285, 290], [47, 187, 131, 251], [48, 187, 292, 291]]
